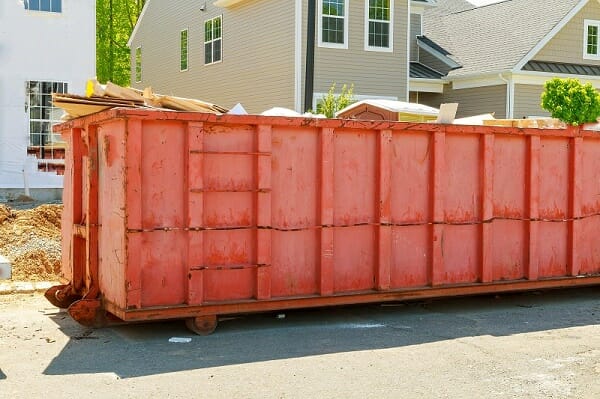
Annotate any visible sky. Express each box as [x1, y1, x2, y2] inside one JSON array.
[[468, 0, 504, 6]]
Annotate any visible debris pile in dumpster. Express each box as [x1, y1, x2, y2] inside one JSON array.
[[52, 79, 229, 120], [0, 204, 62, 281]]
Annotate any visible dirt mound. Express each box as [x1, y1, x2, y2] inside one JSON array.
[[0, 204, 62, 281]]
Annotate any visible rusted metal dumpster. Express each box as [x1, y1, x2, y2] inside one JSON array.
[[46, 108, 600, 334]]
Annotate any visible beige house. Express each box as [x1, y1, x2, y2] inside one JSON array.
[[127, 0, 443, 113], [417, 0, 600, 119]]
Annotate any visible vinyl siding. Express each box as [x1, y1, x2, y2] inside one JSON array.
[[420, 84, 507, 119], [533, 0, 600, 66], [513, 84, 549, 119], [312, 0, 409, 101], [129, 0, 296, 113], [410, 13, 422, 62]]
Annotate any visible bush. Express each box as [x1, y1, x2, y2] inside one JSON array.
[[316, 83, 355, 118], [541, 78, 600, 126]]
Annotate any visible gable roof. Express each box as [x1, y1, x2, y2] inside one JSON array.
[[423, 0, 585, 78]]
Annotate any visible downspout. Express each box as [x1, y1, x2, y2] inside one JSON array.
[[498, 73, 514, 118], [304, 0, 316, 112]]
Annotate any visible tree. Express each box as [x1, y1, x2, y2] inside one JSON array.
[[96, 0, 146, 86], [541, 78, 600, 126]]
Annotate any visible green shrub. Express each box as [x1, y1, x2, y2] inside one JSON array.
[[541, 78, 600, 126], [316, 83, 355, 118]]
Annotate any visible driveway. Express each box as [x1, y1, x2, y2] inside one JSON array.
[[1, 288, 599, 398]]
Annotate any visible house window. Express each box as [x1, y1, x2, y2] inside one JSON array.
[[26, 81, 68, 155], [180, 29, 189, 71], [319, 0, 349, 49], [205, 16, 222, 65], [365, 0, 393, 51], [584, 20, 600, 59], [135, 46, 142, 82], [24, 0, 62, 13]]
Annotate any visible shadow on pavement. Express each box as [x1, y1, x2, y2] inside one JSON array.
[[44, 286, 600, 378], [0, 368, 6, 380]]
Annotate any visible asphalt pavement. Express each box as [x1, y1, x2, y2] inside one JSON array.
[[1, 287, 599, 398]]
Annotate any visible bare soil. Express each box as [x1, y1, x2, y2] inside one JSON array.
[[0, 203, 62, 281]]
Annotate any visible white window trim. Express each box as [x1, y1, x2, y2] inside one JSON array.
[[135, 46, 142, 83], [318, 0, 349, 49], [180, 28, 189, 72], [204, 15, 223, 66], [364, 0, 394, 52], [584, 19, 600, 60]]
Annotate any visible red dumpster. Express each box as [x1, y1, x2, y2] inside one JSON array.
[[45, 109, 600, 334]]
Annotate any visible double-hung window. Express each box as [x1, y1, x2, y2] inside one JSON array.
[[365, 0, 393, 52], [24, 0, 62, 13], [319, 0, 349, 49], [205, 16, 222, 65], [180, 29, 189, 71], [584, 20, 600, 59]]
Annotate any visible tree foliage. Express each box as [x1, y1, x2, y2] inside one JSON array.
[[317, 83, 355, 118], [541, 78, 600, 126], [96, 0, 146, 86]]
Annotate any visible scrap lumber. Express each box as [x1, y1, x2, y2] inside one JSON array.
[[53, 79, 229, 120]]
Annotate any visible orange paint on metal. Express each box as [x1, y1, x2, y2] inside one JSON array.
[[48, 108, 600, 329]]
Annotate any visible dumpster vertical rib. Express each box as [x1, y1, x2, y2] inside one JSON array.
[[84, 125, 99, 299], [126, 119, 143, 309], [481, 134, 494, 283], [320, 127, 335, 295], [70, 128, 85, 291], [527, 135, 541, 280], [431, 130, 446, 286], [377, 129, 392, 290], [568, 136, 583, 276], [256, 124, 272, 300], [186, 122, 204, 305]]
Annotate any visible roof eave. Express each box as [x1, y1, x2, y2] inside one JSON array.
[[127, 0, 151, 48]]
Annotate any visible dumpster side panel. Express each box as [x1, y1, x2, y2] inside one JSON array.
[[491, 136, 528, 281], [437, 134, 481, 284], [333, 130, 377, 292], [389, 131, 432, 287], [60, 128, 76, 284], [579, 139, 600, 275], [137, 121, 187, 307], [97, 121, 127, 308], [270, 126, 319, 296], [538, 137, 569, 277]]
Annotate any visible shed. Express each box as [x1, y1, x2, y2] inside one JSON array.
[[336, 99, 439, 122]]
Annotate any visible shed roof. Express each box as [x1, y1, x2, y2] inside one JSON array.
[[336, 99, 439, 117]]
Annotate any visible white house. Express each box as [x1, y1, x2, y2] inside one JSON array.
[[0, 0, 95, 201]]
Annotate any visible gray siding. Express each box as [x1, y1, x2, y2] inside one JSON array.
[[410, 13, 422, 62], [129, 0, 296, 113], [420, 84, 507, 119], [312, 0, 409, 101], [513, 84, 549, 119], [534, 0, 600, 66]]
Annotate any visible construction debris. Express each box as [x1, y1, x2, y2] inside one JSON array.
[[0, 204, 62, 281], [52, 79, 229, 120]]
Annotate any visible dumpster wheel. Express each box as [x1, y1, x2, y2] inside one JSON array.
[[185, 315, 217, 335], [68, 299, 108, 328]]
